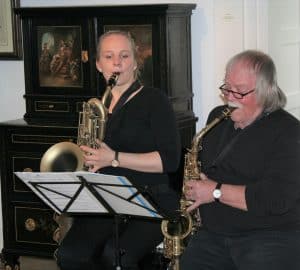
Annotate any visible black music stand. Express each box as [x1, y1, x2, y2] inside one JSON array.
[[15, 171, 165, 269]]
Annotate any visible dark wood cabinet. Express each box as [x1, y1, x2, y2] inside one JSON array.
[[0, 120, 78, 266], [18, 4, 196, 126], [0, 4, 196, 268]]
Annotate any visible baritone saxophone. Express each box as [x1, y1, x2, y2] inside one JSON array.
[[161, 106, 235, 270], [39, 72, 119, 248]]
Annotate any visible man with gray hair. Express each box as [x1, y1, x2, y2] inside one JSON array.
[[181, 50, 300, 270]]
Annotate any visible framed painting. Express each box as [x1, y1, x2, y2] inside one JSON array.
[[21, 14, 93, 96], [0, 0, 22, 59], [37, 26, 83, 88], [104, 25, 153, 86]]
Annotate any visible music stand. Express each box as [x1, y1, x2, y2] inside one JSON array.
[[15, 171, 166, 269]]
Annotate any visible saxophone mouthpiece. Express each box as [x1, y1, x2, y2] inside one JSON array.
[[108, 72, 120, 87]]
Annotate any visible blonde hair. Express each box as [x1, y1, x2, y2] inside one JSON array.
[[96, 30, 140, 80]]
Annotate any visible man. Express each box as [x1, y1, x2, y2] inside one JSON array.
[[180, 50, 300, 270]]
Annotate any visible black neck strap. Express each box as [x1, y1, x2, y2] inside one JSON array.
[[112, 80, 142, 115], [210, 110, 269, 168]]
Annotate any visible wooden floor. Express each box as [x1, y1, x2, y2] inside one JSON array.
[[0, 256, 60, 270]]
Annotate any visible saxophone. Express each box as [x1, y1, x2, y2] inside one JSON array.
[[40, 72, 119, 247], [161, 106, 234, 270], [40, 72, 119, 172]]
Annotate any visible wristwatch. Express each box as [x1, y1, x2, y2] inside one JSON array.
[[213, 183, 222, 202], [111, 151, 120, 167]]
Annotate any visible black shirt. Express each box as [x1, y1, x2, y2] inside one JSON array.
[[100, 86, 181, 215], [200, 105, 300, 233]]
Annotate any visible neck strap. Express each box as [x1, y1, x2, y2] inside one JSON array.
[[112, 80, 142, 115]]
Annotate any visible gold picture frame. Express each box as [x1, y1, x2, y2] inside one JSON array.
[[0, 0, 22, 59]]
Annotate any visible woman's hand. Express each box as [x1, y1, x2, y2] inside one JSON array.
[[80, 141, 114, 172], [80, 141, 163, 173]]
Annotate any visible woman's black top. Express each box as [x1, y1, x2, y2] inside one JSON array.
[[100, 86, 181, 215], [200, 105, 300, 233]]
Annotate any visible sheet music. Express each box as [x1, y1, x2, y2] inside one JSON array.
[[15, 171, 161, 218], [15, 171, 108, 214]]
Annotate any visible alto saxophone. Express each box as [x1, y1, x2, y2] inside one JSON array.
[[161, 106, 234, 270], [40, 72, 119, 249]]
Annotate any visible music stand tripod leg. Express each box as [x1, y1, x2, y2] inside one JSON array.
[[114, 214, 125, 270]]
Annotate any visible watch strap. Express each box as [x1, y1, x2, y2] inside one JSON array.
[[115, 151, 119, 161], [215, 182, 222, 190]]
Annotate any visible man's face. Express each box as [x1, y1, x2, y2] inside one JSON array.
[[224, 61, 263, 129]]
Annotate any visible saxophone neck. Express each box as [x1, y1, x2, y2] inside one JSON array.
[[192, 105, 235, 145], [101, 72, 120, 108]]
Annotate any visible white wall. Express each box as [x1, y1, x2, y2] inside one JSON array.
[[268, 0, 300, 119], [0, 0, 276, 249]]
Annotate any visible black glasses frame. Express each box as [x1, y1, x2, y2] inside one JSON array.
[[219, 84, 255, 99]]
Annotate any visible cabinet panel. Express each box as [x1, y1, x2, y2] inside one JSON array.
[[15, 206, 57, 246], [13, 155, 40, 192], [0, 120, 77, 261]]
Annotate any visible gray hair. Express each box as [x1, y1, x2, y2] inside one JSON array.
[[96, 30, 139, 80], [225, 50, 286, 113]]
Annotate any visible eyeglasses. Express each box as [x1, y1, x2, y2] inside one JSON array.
[[219, 84, 255, 99]]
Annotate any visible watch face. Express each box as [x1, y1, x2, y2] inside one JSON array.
[[111, 159, 119, 167], [213, 189, 222, 199]]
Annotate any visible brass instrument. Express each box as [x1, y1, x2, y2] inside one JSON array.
[[161, 106, 234, 270], [40, 72, 119, 172], [39, 72, 119, 246]]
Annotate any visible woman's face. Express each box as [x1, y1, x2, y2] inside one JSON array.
[[96, 34, 137, 86]]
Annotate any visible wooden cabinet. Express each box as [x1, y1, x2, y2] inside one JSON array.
[[0, 120, 78, 266], [0, 4, 197, 268], [18, 4, 196, 127]]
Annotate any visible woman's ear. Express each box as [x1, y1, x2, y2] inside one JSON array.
[[96, 61, 102, 73]]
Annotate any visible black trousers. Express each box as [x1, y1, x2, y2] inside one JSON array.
[[180, 228, 300, 270], [56, 215, 163, 270]]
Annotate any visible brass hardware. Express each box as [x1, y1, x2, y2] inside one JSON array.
[[81, 50, 88, 63], [25, 218, 37, 232], [52, 228, 61, 243], [23, 168, 33, 172]]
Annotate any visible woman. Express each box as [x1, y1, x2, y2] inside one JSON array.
[[56, 31, 181, 270]]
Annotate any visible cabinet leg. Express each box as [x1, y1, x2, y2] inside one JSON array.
[[1, 252, 20, 270]]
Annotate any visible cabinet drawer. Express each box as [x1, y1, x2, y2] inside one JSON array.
[[10, 133, 76, 146], [15, 206, 58, 246], [6, 127, 78, 152], [35, 100, 70, 112], [12, 156, 41, 192]]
